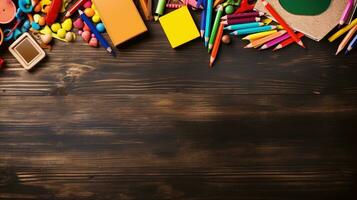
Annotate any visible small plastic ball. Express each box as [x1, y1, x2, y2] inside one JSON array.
[[65, 32, 75, 42], [222, 35, 231, 44], [96, 23, 105, 33], [83, 0, 92, 8], [44, 5, 51, 13], [84, 8, 95, 18], [34, 4, 41, 12], [225, 5, 235, 15], [38, 16, 46, 26], [51, 23, 61, 32], [57, 28, 67, 39], [92, 15, 101, 23]]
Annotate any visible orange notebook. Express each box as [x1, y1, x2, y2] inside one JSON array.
[[92, 0, 148, 46]]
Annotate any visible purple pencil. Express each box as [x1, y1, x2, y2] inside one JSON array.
[[260, 33, 291, 50], [222, 17, 261, 25], [221, 11, 264, 20]]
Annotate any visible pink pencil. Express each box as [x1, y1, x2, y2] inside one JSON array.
[[222, 17, 261, 25], [340, 0, 354, 25], [260, 32, 291, 50], [221, 11, 264, 20]]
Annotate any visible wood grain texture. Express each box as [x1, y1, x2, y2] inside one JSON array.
[[1, 6, 357, 199]]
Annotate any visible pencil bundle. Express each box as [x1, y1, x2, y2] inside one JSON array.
[[329, 18, 357, 55]]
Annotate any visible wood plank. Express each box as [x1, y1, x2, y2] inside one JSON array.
[[1, 95, 356, 199]]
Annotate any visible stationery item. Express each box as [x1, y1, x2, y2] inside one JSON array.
[[345, 33, 357, 54], [200, 0, 206, 38], [0, 27, 3, 46], [208, 5, 223, 52], [138, 0, 153, 20], [155, 0, 167, 21], [222, 17, 261, 25], [46, 0, 62, 25], [234, 0, 255, 14], [279, 0, 331, 16], [245, 30, 286, 48], [196, 0, 203, 7], [159, 6, 200, 48], [204, 0, 213, 46], [221, 11, 264, 20], [78, 10, 113, 55], [255, 0, 351, 41], [336, 25, 357, 55], [273, 32, 304, 51], [260, 0, 304, 48], [339, 0, 354, 25], [210, 23, 223, 67], [328, 18, 357, 42], [9, 32, 46, 70], [260, 32, 290, 50], [0, 0, 16, 24], [224, 22, 264, 31], [230, 25, 276, 36], [64, 0, 88, 19], [242, 30, 277, 40], [93, 0, 147, 46]]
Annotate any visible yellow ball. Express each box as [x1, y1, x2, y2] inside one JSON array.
[[92, 15, 101, 23], [51, 23, 61, 33], [84, 8, 95, 18], [57, 29, 67, 39], [61, 18, 73, 31]]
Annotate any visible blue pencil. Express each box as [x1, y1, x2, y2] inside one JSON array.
[[204, 0, 213, 47], [196, 0, 203, 7], [200, 0, 206, 38], [345, 33, 357, 54], [78, 10, 114, 55], [224, 22, 264, 31], [229, 25, 277, 36]]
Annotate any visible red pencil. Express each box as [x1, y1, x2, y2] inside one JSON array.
[[64, 0, 88, 19], [273, 32, 304, 51], [210, 23, 224, 67], [261, 0, 305, 48]]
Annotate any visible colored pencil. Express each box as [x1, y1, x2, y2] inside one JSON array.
[[245, 30, 286, 48], [230, 25, 276, 36], [339, 0, 354, 26], [196, 0, 203, 7], [329, 18, 357, 42], [273, 32, 304, 51], [224, 22, 264, 31], [222, 17, 261, 25], [221, 11, 264, 20], [242, 30, 277, 40], [336, 25, 357, 55], [64, 0, 87, 19], [200, 0, 207, 38], [154, 0, 167, 21], [204, 0, 213, 47], [261, 0, 305, 48], [78, 10, 113, 55], [208, 5, 223, 52], [210, 23, 224, 67], [345, 33, 357, 54], [260, 32, 290, 50]]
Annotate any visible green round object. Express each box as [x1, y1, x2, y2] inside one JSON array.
[[225, 5, 235, 15], [279, 0, 331, 16]]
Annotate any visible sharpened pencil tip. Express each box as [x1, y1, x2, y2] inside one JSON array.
[[298, 41, 305, 48]]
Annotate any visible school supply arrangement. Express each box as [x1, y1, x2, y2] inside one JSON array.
[[153, 0, 357, 67], [1, 0, 357, 71]]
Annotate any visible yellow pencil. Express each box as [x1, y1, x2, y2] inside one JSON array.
[[328, 18, 357, 42], [242, 30, 277, 41], [245, 30, 286, 48], [336, 25, 357, 55]]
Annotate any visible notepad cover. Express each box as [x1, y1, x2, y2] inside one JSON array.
[[254, 0, 357, 41], [92, 0, 147, 46]]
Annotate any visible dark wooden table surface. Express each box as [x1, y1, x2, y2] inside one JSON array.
[[1, 10, 357, 199]]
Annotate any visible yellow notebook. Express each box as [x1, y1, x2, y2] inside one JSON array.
[[92, 0, 148, 46]]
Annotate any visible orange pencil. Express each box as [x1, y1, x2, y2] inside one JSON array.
[[210, 23, 224, 67], [261, 0, 305, 48], [273, 32, 304, 51]]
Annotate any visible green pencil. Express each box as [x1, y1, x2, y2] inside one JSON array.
[[208, 5, 223, 52]]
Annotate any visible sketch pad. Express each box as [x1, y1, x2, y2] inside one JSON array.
[[255, 0, 351, 41]]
